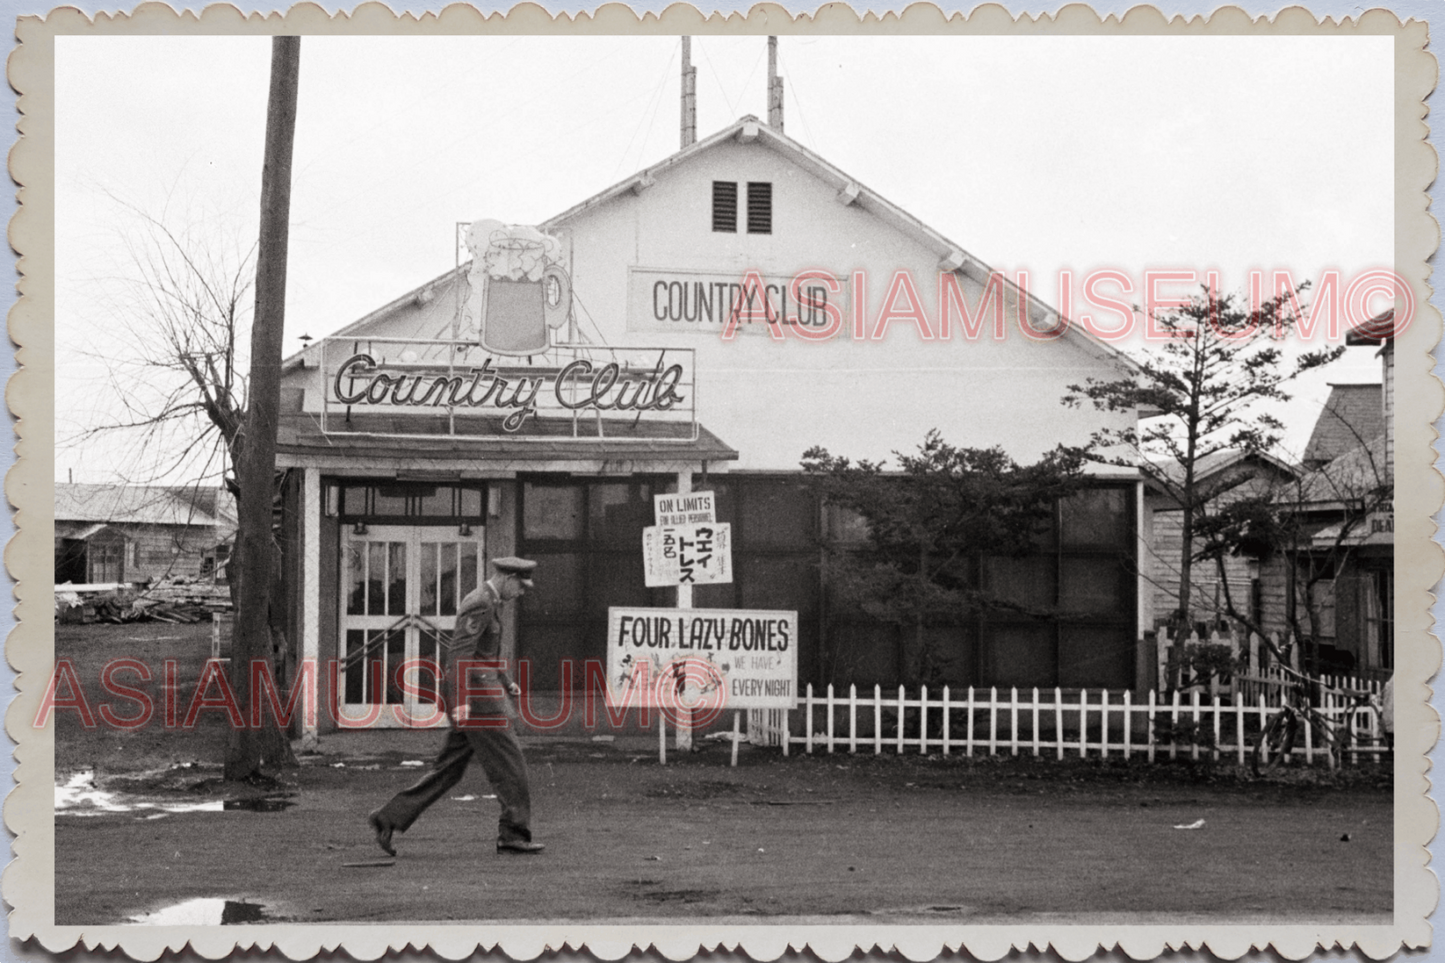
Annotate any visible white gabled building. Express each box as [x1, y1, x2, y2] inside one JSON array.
[[275, 100, 1147, 740]]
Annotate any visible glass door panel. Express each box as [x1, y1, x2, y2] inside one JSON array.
[[337, 524, 485, 728]]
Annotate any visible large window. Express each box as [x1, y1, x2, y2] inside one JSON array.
[[825, 483, 1138, 690], [517, 477, 670, 689]]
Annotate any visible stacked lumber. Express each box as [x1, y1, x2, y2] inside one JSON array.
[[55, 578, 232, 624]]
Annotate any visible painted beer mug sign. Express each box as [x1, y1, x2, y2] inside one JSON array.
[[464, 219, 572, 356]]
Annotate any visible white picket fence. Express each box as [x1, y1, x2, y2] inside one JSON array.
[[747, 682, 1389, 768], [1156, 627, 1384, 706]]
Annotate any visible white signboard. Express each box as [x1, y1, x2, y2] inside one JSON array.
[[642, 522, 732, 587], [605, 607, 799, 713], [653, 491, 716, 527], [628, 267, 850, 336]]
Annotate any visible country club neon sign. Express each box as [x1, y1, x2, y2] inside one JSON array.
[[329, 348, 690, 433]]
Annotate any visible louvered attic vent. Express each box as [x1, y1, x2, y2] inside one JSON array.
[[712, 181, 738, 233], [747, 181, 773, 234]]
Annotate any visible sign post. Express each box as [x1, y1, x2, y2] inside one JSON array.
[[644, 483, 736, 757]]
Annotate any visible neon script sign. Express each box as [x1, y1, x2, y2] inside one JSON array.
[[331, 352, 688, 432]]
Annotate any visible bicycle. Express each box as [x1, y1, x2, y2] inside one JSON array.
[[1251, 664, 1390, 776]]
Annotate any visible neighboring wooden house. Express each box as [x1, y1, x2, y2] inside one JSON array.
[[54, 483, 236, 585], [1249, 325, 1393, 678], [1142, 449, 1298, 631]]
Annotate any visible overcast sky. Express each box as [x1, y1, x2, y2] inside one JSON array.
[[53, 32, 1396, 483]]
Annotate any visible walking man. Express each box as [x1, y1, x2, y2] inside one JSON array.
[[367, 556, 545, 856]]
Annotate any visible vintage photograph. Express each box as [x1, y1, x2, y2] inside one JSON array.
[[13, 11, 1434, 957]]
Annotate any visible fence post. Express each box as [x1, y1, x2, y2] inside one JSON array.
[[1078, 689, 1088, 758], [919, 685, 929, 755], [1054, 688, 1064, 761], [849, 684, 858, 755], [873, 685, 882, 756], [1010, 687, 1020, 757], [1169, 689, 1181, 760], [1211, 693, 1222, 762], [1099, 690, 1109, 759], [1190, 690, 1202, 762], [826, 684, 836, 755], [1235, 697, 1246, 766], [1147, 689, 1157, 763], [782, 710, 790, 757], [966, 687, 976, 758], [989, 687, 999, 756], [805, 684, 814, 755], [1031, 687, 1041, 757], [942, 686, 951, 756], [896, 686, 906, 755], [1122, 690, 1132, 758]]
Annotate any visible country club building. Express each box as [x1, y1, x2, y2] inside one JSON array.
[[274, 108, 1148, 741]]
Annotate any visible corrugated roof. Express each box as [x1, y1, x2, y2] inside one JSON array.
[[1302, 384, 1384, 467], [55, 483, 229, 528]]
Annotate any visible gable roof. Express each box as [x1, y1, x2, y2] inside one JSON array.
[[55, 483, 230, 529], [1302, 383, 1384, 467], [288, 115, 1140, 374], [1144, 448, 1297, 501]]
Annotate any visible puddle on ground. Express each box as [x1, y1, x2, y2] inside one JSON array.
[[129, 898, 269, 925], [55, 771, 294, 817], [223, 797, 295, 812]]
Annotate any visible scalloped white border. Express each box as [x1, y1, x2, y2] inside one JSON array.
[[6, 4, 1438, 959]]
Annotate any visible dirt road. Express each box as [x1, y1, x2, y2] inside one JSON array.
[[55, 733, 1391, 925]]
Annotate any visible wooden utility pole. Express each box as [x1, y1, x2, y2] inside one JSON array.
[[226, 35, 301, 782]]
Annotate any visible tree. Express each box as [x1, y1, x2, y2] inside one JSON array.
[[1063, 285, 1344, 651], [65, 197, 254, 490], [802, 432, 1086, 686]]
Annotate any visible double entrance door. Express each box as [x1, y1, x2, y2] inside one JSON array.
[[338, 524, 486, 728]]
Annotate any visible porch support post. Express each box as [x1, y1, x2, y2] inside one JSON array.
[[674, 467, 693, 751], [301, 467, 321, 750]]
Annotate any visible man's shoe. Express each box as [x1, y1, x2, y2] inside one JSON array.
[[496, 839, 545, 854], [368, 811, 396, 856]]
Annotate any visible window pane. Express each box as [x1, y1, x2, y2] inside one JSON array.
[[341, 485, 369, 517], [826, 622, 901, 688], [518, 623, 601, 690], [415, 486, 452, 517], [1061, 487, 1129, 547], [587, 552, 652, 620], [740, 481, 814, 548], [459, 543, 479, 600], [1059, 624, 1134, 688], [524, 483, 583, 540], [985, 556, 1056, 611], [919, 625, 976, 687], [520, 552, 584, 618], [387, 542, 407, 615], [345, 541, 366, 615], [366, 542, 386, 615], [418, 542, 439, 616], [375, 485, 409, 517], [459, 487, 483, 518], [1060, 557, 1126, 616], [982, 623, 1056, 688], [590, 482, 654, 547], [739, 555, 818, 618]]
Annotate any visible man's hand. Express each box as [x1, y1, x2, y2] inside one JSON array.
[[508, 681, 522, 697]]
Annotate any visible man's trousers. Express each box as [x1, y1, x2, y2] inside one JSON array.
[[373, 719, 533, 844]]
